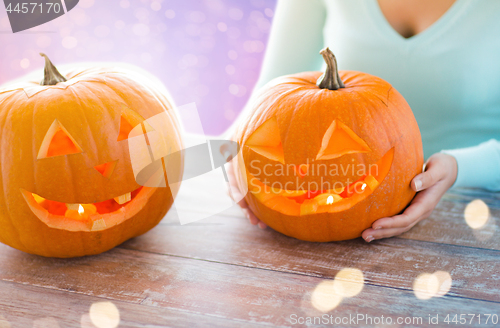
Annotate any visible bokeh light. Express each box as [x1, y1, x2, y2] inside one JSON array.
[[79, 0, 95, 9], [89, 302, 120, 328], [433, 271, 452, 297], [413, 273, 439, 300], [311, 280, 343, 312], [0, 315, 11, 328], [0, 0, 276, 135], [165, 9, 176, 19], [464, 199, 490, 229], [120, 0, 130, 9], [151, 2, 162, 12], [333, 267, 364, 297], [20, 58, 30, 69], [62, 36, 78, 49], [413, 271, 452, 300], [311, 267, 364, 312], [36, 35, 52, 48], [228, 8, 244, 20]]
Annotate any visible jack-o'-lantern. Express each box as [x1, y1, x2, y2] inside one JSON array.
[[0, 54, 183, 257], [233, 48, 423, 242]]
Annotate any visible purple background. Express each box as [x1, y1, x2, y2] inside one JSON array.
[[0, 0, 276, 135]]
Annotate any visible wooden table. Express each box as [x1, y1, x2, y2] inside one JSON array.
[[1, 165, 499, 327]]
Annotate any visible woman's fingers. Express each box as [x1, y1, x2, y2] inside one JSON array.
[[411, 153, 458, 192], [242, 208, 258, 225], [363, 212, 421, 241], [242, 207, 266, 228], [228, 175, 251, 209], [226, 162, 246, 205], [362, 153, 458, 242], [364, 187, 441, 240], [372, 191, 433, 230], [412, 159, 442, 192], [258, 221, 267, 229], [226, 162, 266, 228], [362, 227, 410, 242]]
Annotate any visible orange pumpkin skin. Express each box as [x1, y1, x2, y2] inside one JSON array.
[[0, 61, 183, 257], [234, 69, 424, 242]]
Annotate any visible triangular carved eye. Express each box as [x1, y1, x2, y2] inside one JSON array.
[[117, 115, 134, 141], [37, 120, 83, 159], [316, 120, 370, 160], [246, 117, 284, 163], [118, 106, 153, 141]]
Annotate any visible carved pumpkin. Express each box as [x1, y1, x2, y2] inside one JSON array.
[[233, 48, 423, 242], [0, 54, 183, 257]]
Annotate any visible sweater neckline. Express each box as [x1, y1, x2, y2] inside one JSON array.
[[366, 0, 469, 46]]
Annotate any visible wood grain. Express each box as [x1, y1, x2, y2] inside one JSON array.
[[399, 189, 500, 250], [121, 206, 500, 303], [0, 280, 265, 328], [0, 245, 498, 328]]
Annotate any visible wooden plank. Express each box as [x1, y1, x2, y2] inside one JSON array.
[[399, 189, 500, 250], [172, 169, 500, 251], [0, 280, 264, 328], [121, 209, 500, 303], [445, 188, 500, 207], [0, 245, 498, 328]]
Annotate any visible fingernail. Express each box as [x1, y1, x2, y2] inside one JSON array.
[[365, 236, 374, 242], [414, 179, 422, 191], [258, 222, 266, 229], [374, 226, 382, 230]]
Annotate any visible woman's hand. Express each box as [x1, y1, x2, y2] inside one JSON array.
[[227, 161, 268, 229], [361, 153, 458, 242], [228, 152, 458, 238]]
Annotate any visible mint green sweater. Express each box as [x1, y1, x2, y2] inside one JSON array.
[[250, 0, 500, 191]]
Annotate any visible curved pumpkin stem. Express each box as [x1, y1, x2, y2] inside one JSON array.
[[317, 47, 344, 90], [40, 53, 67, 86]]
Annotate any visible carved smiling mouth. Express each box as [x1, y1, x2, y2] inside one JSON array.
[[247, 149, 394, 216], [21, 186, 156, 232]]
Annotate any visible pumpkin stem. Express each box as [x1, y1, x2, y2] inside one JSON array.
[[317, 47, 344, 90], [40, 53, 67, 86]]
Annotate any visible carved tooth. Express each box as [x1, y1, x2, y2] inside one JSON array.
[[364, 175, 379, 191], [91, 219, 106, 231], [114, 192, 131, 205], [66, 203, 80, 211], [300, 199, 318, 215], [32, 193, 46, 204]]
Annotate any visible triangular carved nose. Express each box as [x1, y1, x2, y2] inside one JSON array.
[[94, 160, 118, 179]]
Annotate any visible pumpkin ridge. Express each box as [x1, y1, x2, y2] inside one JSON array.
[[282, 89, 319, 155], [0, 96, 28, 250], [66, 84, 105, 201], [244, 85, 309, 144]]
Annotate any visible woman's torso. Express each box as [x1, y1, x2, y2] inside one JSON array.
[[323, 0, 500, 157]]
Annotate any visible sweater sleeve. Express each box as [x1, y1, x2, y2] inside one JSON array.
[[224, 0, 326, 138], [442, 139, 500, 191]]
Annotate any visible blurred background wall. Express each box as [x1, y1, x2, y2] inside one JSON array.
[[0, 0, 276, 135]]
